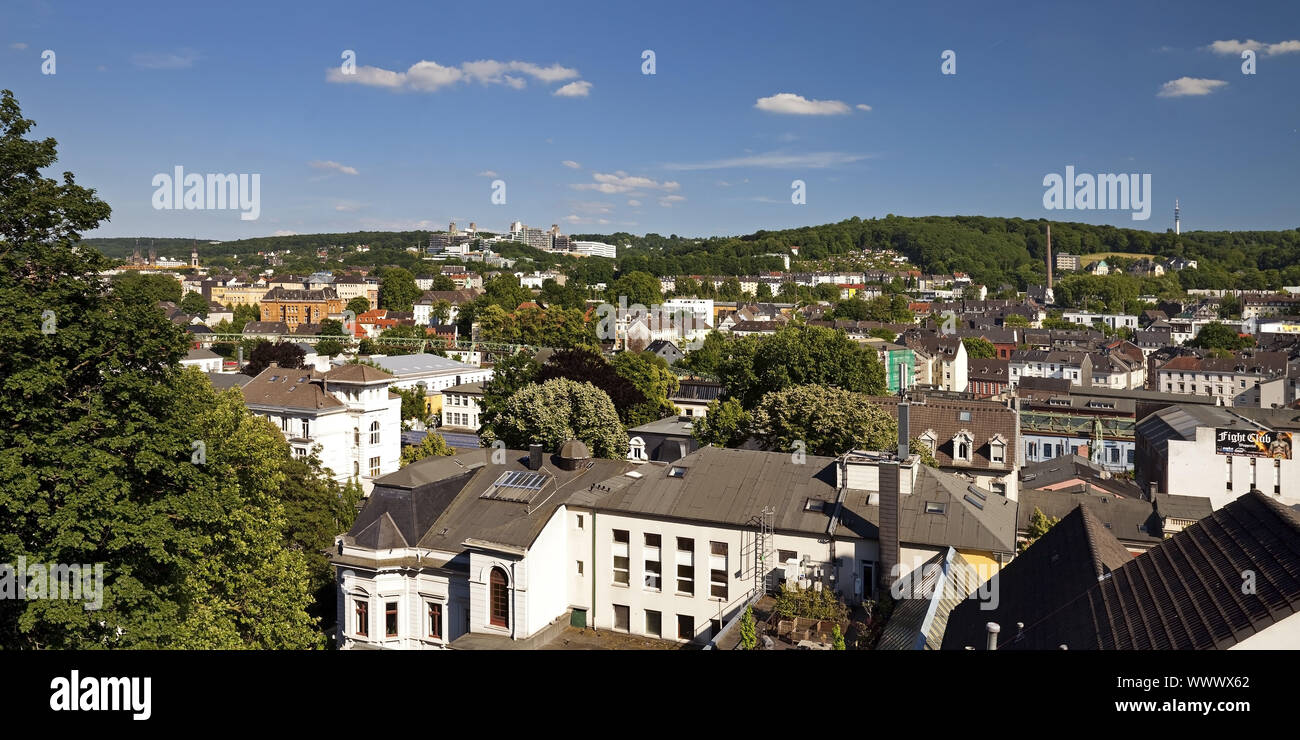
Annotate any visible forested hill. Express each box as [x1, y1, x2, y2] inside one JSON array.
[[83, 216, 1300, 290], [594, 215, 1300, 290]]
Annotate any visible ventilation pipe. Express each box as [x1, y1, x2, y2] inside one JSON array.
[[986, 621, 1001, 651]]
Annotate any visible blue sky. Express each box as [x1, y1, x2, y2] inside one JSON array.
[[2, 0, 1297, 241]]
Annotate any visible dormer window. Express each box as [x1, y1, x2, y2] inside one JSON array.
[[919, 430, 937, 454], [953, 431, 974, 462], [628, 436, 647, 462], [989, 434, 1007, 464]]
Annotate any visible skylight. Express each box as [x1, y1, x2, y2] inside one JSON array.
[[481, 470, 550, 503]]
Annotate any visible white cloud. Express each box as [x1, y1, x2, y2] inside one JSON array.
[[553, 80, 592, 97], [1206, 39, 1300, 56], [334, 202, 363, 212], [477, 170, 499, 177], [360, 218, 436, 230], [326, 58, 582, 94], [568, 200, 616, 215], [755, 92, 851, 115], [132, 49, 200, 69], [309, 160, 359, 176], [664, 151, 872, 170], [562, 160, 582, 169], [272, 230, 299, 237], [10, 42, 27, 50], [1157, 77, 1228, 98], [572, 171, 680, 194], [627, 199, 642, 207], [658, 195, 686, 207], [855, 103, 872, 111]]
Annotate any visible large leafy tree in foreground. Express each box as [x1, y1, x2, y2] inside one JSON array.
[[0, 90, 320, 648]]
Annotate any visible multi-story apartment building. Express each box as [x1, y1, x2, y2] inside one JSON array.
[[1154, 352, 1291, 406], [571, 240, 617, 259], [260, 287, 344, 330], [210, 283, 270, 307], [1008, 349, 1092, 387], [369, 353, 493, 420], [439, 381, 484, 432], [1061, 311, 1139, 332], [1242, 294, 1300, 320], [1136, 404, 1299, 510], [330, 440, 1015, 649], [241, 363, 401, 493]]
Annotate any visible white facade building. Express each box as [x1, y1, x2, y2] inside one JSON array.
[[241, 363, 402, 493]]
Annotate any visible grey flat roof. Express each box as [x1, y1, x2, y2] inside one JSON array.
[[371, 353, 480, 376]]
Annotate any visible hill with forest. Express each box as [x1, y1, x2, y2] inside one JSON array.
[[83, 216, 1300, 291]]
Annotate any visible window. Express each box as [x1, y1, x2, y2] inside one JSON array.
[[1127, 450, 1135, 464], [369, 456, 380, 477], [428, 603, 442, 639], [778, 549, 798, 563], [676, 538, 695, 595], [576, 560, 584, 576], [628, 436, 647, 462], [489, 568, 509, 628], [281, 416, 290, 432], [385, 601, 398, 637], [924, 502, 946, 514], [576, 514, 583, 529], [355, 600, 369, 637], [369, 420, 380, 445], [612, 530, 630, 586], [677, 614, 694, 641], [644, 533, 661, 590], [613, 604, 630, 631], [709, 542, 728, 599], [645, 609, 662, 638], [991, 481, 1007, 495], [354, 428, 360, 446], [301, 419, 310, 438], [1028, 442, 1038, 459], [990, 441, 1005, 463]]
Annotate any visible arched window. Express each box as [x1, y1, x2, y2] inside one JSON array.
[[628, 436, 647, 462], [354, 428, 360, 447], [489, 568, 509, 628], [370, 420, 380, 445]]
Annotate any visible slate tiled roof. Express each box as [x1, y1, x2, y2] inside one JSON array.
[[941, 505, 1134, 650], [944, 489, 1300, 650], [240, 367, 344, 411], [870, 396, 1017, 473]]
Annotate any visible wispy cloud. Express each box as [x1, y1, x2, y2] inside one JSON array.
[[477, 170, 498, 177], [561, 160, 582, 169], [1157, 77, 1228, 98], [132, 49, 200, 69], [553, 80, 592, 97], [9, 42, 27, 50], [755, 92, 853, 115], [309, 160, 359, 176], [658, 195, 686, 207], [1206, 39, 1300, 56], [326, 58, 587, 96], [626, 199, 642, 207], [855, 103, 872, 111], [272, 230, 299, 237], [663, 151, 872, 170], [334, 201, 364, 212], [572, 171, 680, 194]]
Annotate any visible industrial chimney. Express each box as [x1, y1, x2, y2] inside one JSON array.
[[528, 443, 543, 471], [1046, 224, 1053, 290], [897, 400, 910, 460]]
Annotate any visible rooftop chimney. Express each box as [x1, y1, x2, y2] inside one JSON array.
[[528, 443, 543, 471], [897, 401, 910, 459], [878, 460, 901, 593], [986, 622, 1001, 651]]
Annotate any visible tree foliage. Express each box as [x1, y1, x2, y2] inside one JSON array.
[[691, 398, 751, 448], [400, 432, 455, 466], [1019, 507, 1061, 554], [962, 336, 997, 359], [718, 325, 888, 409], [481, 378, 628, 459], [0, 90, 322, 647], [242, 340, 306, 376], [739, 605, 757, 650], [748, 385, 897, 457], [378, 266, 420, 311]]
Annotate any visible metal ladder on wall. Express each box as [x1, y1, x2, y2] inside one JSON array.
[[753, 507, 774, 598]]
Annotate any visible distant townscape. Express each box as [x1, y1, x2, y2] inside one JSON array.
[[90, 206, 1300, 651]]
